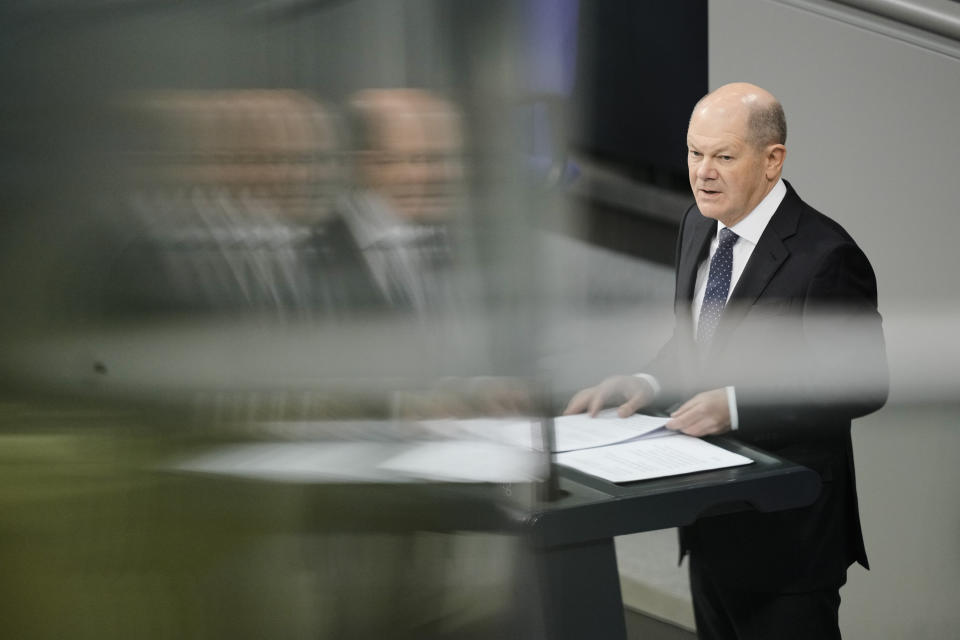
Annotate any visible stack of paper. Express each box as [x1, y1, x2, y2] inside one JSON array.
[[417, 411, 670, 452], [550, 410, 752, 483], [555, 433, 752, 483], [173, 412, 753, 486], [551, 410, 670, 451]]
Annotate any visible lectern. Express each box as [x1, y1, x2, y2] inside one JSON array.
[[526, 437, 821, 640], [171, 430, 819, 639]]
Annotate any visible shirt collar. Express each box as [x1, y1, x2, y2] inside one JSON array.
[[341, 190, 406, 249], [720, 178, 786, 245]]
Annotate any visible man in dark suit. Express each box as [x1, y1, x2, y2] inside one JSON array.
[[564, 83, 887, 639]]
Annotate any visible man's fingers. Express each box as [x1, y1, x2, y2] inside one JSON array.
[[667, 407, 701, 432], [669, 411, 721, 437], [681, 418, 707, 436], [563, 389, 592, 415], [616, 393, 647, 418], [667, 401, 697, 428], [670, 404, 690, 417], [562, 401, 581, 416], [665, 416, 684, 431], [669, 419, 701, 435], [683, 420, 714, 437], [565, 375, 654, 418], [564, 387, 609, 416], [670, 395, 701, 417], [586, 391, 608, 417]]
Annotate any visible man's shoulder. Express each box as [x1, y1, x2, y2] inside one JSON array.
[[679, 200, 710, 233], [783, 184, 861, 250]]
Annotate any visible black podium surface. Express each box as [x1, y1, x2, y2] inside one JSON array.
[[525, 436, 822, 640]]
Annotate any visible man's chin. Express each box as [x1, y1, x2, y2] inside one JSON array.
[[696, 201, 723, 221]]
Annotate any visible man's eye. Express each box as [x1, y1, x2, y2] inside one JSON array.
[[719, 155, 732, 161], [689, 150, 701, 157]]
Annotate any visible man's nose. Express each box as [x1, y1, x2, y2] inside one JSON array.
[[697, 158, 717, 180]]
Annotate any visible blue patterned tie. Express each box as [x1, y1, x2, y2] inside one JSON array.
[[697, 228, 739, 344]]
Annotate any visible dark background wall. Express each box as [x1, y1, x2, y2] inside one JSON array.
[[571, 1, 708, 188]]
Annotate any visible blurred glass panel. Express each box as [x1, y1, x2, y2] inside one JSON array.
[[0, 2, 557, 638]]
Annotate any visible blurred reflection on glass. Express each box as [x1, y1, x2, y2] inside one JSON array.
[[0, 3, 549, 639], [324, 88, 465, 314], [350, 88, 464, 223], [109, 90, 344, 318], [106, 87, 478, 332]]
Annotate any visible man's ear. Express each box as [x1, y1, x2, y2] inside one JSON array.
[[766, 144, 786, 179]]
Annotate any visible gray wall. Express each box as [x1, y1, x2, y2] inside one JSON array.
[[710, 0, 960, 637]]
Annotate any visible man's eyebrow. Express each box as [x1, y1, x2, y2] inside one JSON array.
[[696, 142, 736, 155]]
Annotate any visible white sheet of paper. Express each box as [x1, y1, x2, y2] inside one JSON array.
[[416, 417, 539, 450], [172, 438, 546, 484], [551, 410, 670, 452], [555, 433, 753, 483], [172, 442, 410, 483], [378, 440, 546, 482]]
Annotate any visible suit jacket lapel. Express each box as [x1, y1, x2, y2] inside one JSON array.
[[677, 212, 714, 303], [671, 211, 714, 383], [709, 184, 803, 354]]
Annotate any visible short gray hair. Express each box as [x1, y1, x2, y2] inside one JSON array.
[[746, 101, 787, 148]]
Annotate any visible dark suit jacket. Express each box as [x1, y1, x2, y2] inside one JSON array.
[[648, 181, 888, 592]]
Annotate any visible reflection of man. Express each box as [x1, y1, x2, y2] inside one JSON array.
[[115, 90, 342, 316], [565, 83, 887, 638], [325, 89, 464, 313], [350, 88, 464, 223]]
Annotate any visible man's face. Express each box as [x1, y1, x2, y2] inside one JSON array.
[[687, 107, 771, 227], [360, 108, 463, 222]]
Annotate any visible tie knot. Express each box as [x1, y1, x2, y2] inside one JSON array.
[[718, 227, 739, 248]]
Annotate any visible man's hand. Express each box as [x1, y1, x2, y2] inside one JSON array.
[[563, 375, 655, 418], [666, 388, 731, 437]]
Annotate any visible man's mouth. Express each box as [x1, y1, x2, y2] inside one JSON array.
[[699, 188, 721, 196]]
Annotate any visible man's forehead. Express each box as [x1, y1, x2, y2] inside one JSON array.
[[687, 125, 748, 150]]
